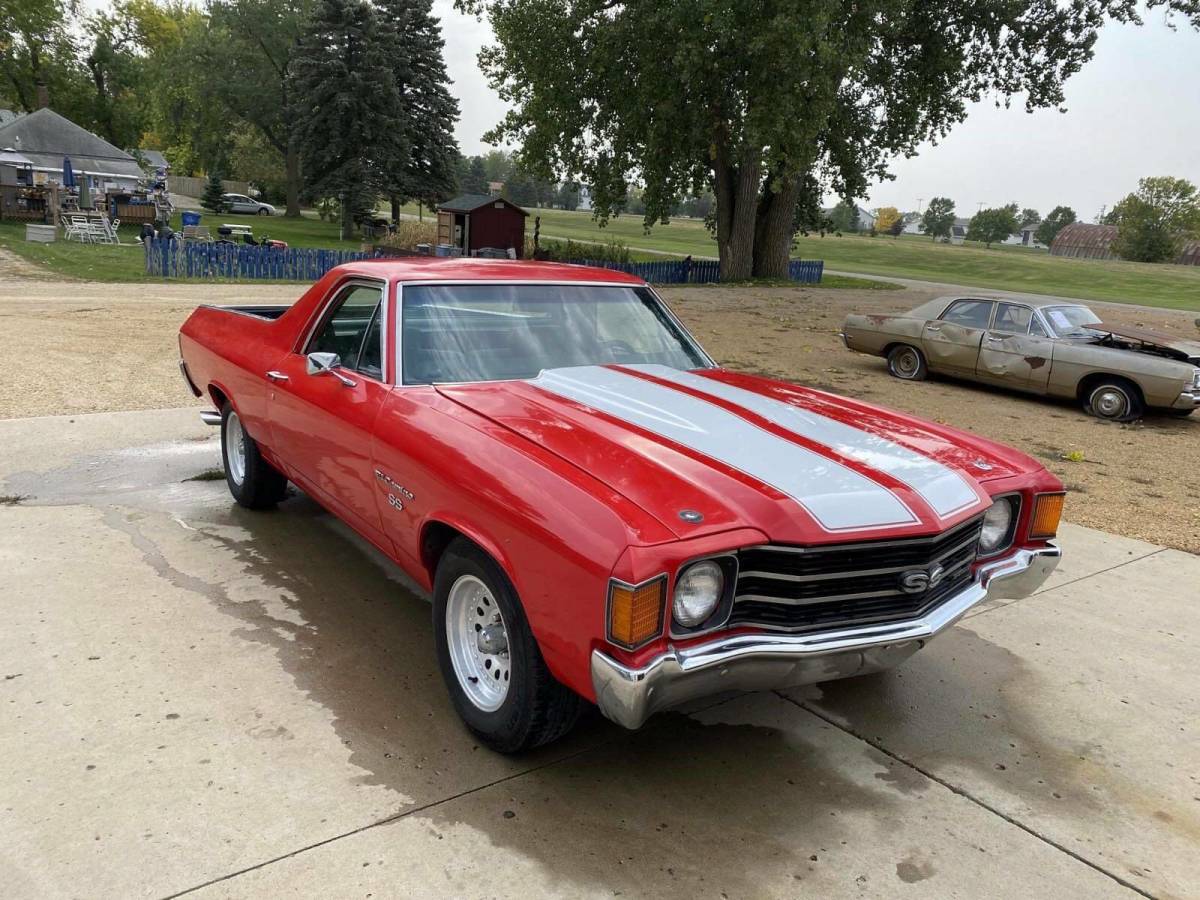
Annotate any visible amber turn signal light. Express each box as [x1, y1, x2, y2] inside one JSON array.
[[607, 576, 667, 650], [1029, 492, 1065, 539]]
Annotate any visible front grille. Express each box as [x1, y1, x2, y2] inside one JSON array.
[[729, 515, 982, 633]]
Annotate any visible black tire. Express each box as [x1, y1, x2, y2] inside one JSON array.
[[1082, 379, 1143, 422], [886, 344, 928, 381], [257, 207, 270, 216], [220, 402, 288, 509], [433, 538, 582, 753]]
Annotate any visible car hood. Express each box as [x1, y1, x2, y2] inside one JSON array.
[[1090, 323, 1200, 364], [438, 365, 1039, 545]]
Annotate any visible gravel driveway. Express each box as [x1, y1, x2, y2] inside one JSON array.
[[1, 275, 1196, 552]]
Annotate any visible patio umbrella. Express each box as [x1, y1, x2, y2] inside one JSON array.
[[62, 156, 76, 188], [78, 173, 92, 209]]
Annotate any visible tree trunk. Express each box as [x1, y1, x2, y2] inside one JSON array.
[[752, 176, 800, 279], [284, 142, 301, 218], [390, 193, 400, 222], [713, 142, 761, 282], [339, 193, 353, 241]]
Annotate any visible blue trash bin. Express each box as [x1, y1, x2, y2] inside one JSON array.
[[181, 211, 201, 227]]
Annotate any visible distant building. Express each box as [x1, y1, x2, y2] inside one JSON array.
[[0, 108, 20, 126], [1049, 222, 1200, 266], [437, 194, 528, 258], [0, 108, 143, 188], [948, 218, 970, 244], [1001, 225, 1046, 249], [487, 180, 504, 197], [133, 148, 170, 172], [577, 184, 593, 212]]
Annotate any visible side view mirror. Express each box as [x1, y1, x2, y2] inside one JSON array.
[[306, 351, 356, 387]]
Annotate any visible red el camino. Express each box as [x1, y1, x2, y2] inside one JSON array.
[[178, 259, 1065, 752]]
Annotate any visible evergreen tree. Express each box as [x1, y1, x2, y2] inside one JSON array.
[[375, 0, 460, 219], [288, 0, 405, 239], [201, 172, 227, 214]]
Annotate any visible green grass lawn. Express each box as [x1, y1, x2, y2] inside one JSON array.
[[525, 208, 1200, 310], [0, 211, 366, 282]]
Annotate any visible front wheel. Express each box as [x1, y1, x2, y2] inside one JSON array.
[[1083, 380, 1143, 422], [433, 538, 582, 753], [886, 344, 928, 381], [221, 403, 288, 508], [257, 207, 270, 216]]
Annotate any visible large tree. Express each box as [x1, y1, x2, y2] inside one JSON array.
[[921, 197, 956, 242], [207, 0, 314, 217], [288, 0, 405, 238], [375, 0, 460, 220], [461, 0, 1200, 280], [967, 204, 1020, 248], [1110, 176, 1200, 263], [1035, 205, 1076, 247]]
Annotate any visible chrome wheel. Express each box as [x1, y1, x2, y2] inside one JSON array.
[[1090, 385, 1129, 419], [445, 574, 510, 712], [224, 410, 247, 486]]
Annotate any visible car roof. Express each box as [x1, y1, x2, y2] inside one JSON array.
[[930, 294, 1090, 310], [332, 257, 647, 286]]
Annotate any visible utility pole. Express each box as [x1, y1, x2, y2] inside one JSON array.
[[916, 198, 924, 213]]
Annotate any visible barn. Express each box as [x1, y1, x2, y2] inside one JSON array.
[[1050, 222, 1200, 266], [437, 194, 527, 258]]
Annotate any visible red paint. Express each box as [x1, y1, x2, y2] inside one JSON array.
[[179, 261, 1065, 702]]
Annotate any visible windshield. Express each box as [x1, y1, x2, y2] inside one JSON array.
[[1042, 305, 1102, 337], [401, 283, 712, 384]]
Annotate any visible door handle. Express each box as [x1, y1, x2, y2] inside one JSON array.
[[926, 325, 942, 333], [984, 335, 1004, 343], [266, 370, 290, 382]]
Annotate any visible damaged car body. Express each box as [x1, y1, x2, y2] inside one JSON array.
[[842, 296, 1200, 421]]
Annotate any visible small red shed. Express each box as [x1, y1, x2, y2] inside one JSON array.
[[437, 194, 527, 257]]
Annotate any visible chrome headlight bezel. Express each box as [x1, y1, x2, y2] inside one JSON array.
[[669, 555, 738, 637], [1191, 368, 1200, 390], [978, 495, 1020, 558]]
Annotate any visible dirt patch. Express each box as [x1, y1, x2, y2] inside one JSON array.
[[658, 284, 1200, 554], [1, 275, 1196, 553]]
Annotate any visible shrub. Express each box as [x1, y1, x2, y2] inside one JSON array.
[[375, 220, 439, 250], [535, 238, 632, 263]]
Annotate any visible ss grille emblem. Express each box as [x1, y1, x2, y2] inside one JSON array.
[[899, 564, 945, 595]]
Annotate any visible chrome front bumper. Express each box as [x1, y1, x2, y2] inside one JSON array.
[[591, 544, 1060, 730], [1172, 390, 1200, 410]]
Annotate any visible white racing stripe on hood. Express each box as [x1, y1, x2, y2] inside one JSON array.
[[532, 366, 917, 532], [632, 365, 982, 519]]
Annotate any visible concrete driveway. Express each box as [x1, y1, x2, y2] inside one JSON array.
[[1, 408, 1196, 899]]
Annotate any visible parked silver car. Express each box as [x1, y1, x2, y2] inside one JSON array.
[[842, 296, 1200, 421], [221, 193, 276, 216]]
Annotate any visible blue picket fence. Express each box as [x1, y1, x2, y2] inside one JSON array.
[[144, 239, 824, 285], [144, 239, 373, 281], [564, 257, 824, 285]]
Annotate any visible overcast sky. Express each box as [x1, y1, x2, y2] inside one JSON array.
[[437, 2, 1199, 221]]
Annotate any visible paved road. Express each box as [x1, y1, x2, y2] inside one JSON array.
[[1, 408, 1196, 898]]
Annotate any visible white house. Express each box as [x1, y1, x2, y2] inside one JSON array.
[[1001, 224, 1046, 249]]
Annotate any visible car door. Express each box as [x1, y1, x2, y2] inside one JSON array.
[[975, 302, 1055, 392], [229, 195, 249, 214], [921, 298, 993, 376], [266, 279, 392, 546]]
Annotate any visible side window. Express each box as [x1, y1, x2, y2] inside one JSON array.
[[307, 284, 384, 376], [1030, 315, 1050, 338], [941, 299, 993, 330], [993, 302, 1033, 334]]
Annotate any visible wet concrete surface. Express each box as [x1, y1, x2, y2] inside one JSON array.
[[1, 408, 1196, 898]]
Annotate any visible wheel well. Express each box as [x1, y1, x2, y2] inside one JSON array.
[[882, 341, 919, 358], [1076, 372, 1143, 404], [209, 384, 229, 411], [421, 520, 469, 581]]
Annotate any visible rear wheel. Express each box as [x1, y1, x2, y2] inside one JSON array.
[[433, 538, 582, 753], [886, 344, 928, 381], [221, 403, 288, 508], [1083, 379, 1143, 422]]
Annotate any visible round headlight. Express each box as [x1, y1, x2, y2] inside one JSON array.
[[672, 560, 724, 627], [980, 498, 1014, 553]]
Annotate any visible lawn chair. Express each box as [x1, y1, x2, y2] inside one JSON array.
[[61, 215, 90, 243], [84, 220, 116, 244], [182, 225, 213, 243]]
